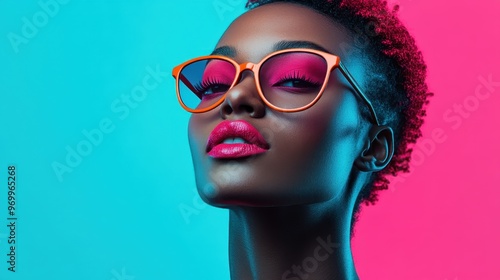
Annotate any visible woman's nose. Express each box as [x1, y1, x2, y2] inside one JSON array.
[[219, 71, 266, 119]]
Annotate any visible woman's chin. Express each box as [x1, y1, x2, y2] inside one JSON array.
[[195, 182, 270, 207], [196, 181, 331, 208]]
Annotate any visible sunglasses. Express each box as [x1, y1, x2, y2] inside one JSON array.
[[172, 48, 380, 125]]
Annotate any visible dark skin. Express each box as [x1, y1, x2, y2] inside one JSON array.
[[187, 3, 394, 280]]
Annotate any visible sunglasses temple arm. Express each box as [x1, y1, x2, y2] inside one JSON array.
[[338, 62, 380, 126], [179, 73, 202, 99]]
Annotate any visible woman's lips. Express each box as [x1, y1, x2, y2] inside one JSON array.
[[206, 120, 270, 159]]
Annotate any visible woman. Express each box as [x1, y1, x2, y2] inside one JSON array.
[[172, 0, 431, 279]]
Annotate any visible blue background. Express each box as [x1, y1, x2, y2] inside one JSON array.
[[0, 1, 246, 279]]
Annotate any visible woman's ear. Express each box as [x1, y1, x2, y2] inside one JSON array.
[[354, 125, 394, 172]]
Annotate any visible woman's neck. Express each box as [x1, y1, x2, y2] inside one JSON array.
[[227, 202, 359, 280]]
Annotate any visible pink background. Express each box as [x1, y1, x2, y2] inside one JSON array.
[[352, 0, 500, 279]]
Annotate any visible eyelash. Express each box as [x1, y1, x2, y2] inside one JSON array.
[[273, 71, 322, 86], [194, 77, 229, 94], [194, 70, 321, 96]]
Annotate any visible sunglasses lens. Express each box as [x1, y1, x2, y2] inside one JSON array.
[[178, 58, 236, 111], [259, 52, 327, 109]]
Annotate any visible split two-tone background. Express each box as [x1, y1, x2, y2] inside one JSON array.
[[1, 0, 499, 279]]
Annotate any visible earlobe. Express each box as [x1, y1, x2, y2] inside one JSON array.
[[354, 125, 394, 172]]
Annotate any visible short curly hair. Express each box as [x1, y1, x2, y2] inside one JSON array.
[[245, 0, 432, 208]]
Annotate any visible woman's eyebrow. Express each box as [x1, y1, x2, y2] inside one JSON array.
[[273, 40, 330, 53], [211, 46, 237, 57], [210, 41, 330, 58]]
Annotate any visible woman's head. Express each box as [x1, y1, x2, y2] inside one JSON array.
[[177, 0, 430, 214], [243, 0, 432, 206]]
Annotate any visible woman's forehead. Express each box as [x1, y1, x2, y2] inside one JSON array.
[[215, 2, 355, 61]]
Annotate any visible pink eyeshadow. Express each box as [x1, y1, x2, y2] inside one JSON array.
[[261, 53, 327, 85], [201, 60, 235, 85]]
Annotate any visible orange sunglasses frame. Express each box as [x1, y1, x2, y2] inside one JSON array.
[[172, 48, 380, 126]]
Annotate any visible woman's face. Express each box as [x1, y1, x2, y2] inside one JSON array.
[[188, 3, 370, 207]]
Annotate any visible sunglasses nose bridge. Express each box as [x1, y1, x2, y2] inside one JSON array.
[[237, 62, 256, 78], [233, 62, 258, 84], [240, 62, 255, 71]]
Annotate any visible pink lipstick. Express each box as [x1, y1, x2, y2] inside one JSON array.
[[206, 120, 270, 159]]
